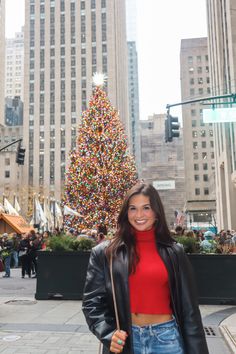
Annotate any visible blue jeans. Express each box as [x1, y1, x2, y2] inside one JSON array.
[[132, 318, 184, 354], [11, 251, 19, 268], [4, 256, 11, 276]]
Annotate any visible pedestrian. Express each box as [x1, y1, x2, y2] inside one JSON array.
[[1, 233, 13, 278], [82, 183, 209, 354], [11, 233, 20, 268], [19, 233, 31, 278]]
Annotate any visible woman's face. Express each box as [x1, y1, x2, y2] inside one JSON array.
[[128, 194, 156, 231]]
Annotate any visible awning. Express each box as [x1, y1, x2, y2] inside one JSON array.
[[186, 201, 216, 212], [0, 213, 34, 234]]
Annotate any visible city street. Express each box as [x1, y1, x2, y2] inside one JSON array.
[[0, 268, 235, 353]]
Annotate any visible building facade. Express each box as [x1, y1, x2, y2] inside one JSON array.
[[0, 125, 24, 202], [5, 27, 24, 101], [0, 0, 5, 126], [180, 38, 216, 231], [127, 41, 141, 174], [23, 0, 129, 201], [206, 0, 236, 230], [140, 114, 186, 228]]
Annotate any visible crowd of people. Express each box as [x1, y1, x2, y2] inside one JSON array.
[[0, 227, 110, 279]]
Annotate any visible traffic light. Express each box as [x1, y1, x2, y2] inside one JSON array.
[[165, 114, 180, 142], [16, 142, 25, 165]]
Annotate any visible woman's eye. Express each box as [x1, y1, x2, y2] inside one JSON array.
[[144, 206, 151, 210]]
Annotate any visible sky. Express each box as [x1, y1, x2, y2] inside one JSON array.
[[5, 0, 208, 120]]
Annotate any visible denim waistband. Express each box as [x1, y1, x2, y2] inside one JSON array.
[[132, 318, 176, 332]]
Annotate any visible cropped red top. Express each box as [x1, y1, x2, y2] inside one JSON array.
[[128, 228, 172, 314]]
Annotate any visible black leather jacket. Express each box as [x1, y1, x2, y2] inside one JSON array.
[[82, 240, 209, 354]]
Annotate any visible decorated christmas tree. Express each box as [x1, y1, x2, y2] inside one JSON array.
[[64, 75, 138, 230]]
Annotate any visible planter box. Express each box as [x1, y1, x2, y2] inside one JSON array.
[[35, 251, 90, 300], [188, 254, 236, 305]]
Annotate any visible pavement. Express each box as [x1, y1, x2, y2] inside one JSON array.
[[0, 268, 235, 353]]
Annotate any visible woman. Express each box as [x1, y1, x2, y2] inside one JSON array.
[[82, 183, 209, 354]]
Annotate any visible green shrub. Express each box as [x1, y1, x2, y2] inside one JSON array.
[[175, 236, 200, 254], [46, 235, 95, 252]]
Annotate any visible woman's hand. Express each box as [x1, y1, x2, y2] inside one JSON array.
[[110, 330, 128, 353]]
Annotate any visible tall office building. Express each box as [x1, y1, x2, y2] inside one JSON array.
[[5, 27, 24, 101], [126, 0, 140, 174], [127, 41, 140, 174], [0, 0, 5, 126], [206, 0, 236, 230], [23, 0, 129, 201], [180, 38, 216, 230], [140, 114, 186, 228]]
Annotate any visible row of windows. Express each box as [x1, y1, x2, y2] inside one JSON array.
[[188, 55, 208, 64], [190, 77, 210, 85], [194, 174, 209, 182], [195, 187, 209, 196], [194, 163, 212, 171], [193, 152, 214, 160], [189, 87, 211, 96], [189, 66, 209, 74], [193, 141, 214, 149], [192, 130, 213, 138]]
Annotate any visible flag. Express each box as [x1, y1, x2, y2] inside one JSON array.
[[64, 205, 84, 217], [14, 196, 21, 213], [4, 198, 19, 216], [35, 197, 47, 226], [44, 199, 53, 230], [0, 203, 5, 213]]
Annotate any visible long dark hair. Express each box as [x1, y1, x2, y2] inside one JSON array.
[[106, 183, 173, 273]]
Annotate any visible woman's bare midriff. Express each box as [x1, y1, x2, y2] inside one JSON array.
[[131, 313, 173, 326]]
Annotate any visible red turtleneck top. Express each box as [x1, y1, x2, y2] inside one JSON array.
[[128, 228, 172, 314]]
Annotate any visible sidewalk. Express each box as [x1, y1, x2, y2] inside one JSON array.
[[0, 268, 236, 353], [220, 314, 236, 353]]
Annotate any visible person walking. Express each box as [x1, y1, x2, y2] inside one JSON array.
[[82, 183, 209, 354], [1, 233, 13, 278], [19, 233, 31, 278]]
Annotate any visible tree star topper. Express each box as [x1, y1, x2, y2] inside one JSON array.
[[92, 72, 107, 87]]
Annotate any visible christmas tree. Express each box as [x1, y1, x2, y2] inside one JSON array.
[[64, 76, 138, 230]]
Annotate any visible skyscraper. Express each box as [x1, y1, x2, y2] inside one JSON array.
[[23, 0, 129, 201], [5, 27, 24, 100], [206, 0, 236, 230], [0, 0, 5, 126], [180, 38, 216, 230]]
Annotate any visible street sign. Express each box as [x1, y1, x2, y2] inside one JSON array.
[[153, 180, 175, 190], [203, 107, 236, 123]]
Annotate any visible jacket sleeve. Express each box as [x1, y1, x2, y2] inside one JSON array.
[[176, 245, 209, 354], [82, 246, 116, 349]]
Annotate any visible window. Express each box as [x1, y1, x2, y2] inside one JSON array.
[[195, 188, 200, 195], [193, 142, 198, 149], [5, 171, 10, 178], [197, 56, 201, 63], [188, 56, 193, 64], [5, 158, 10, 166], [192, 131, 198, 138], [209, 130, 213, 137], [211, 152, 214, 159], [203, 163, 208, 170], [194, 164, 199, 171], [202, 152, 207, 159], [202, 141, 206, 148], [210, 141, 214, 148], [192, 120, 197, 127], [204, 188, 209, 195], [198, 78, 203, 84], [203, 174, 208, 182], [197, 67, 202, 74], [190, 78, 194, 85], [200, 130, 206, 137], [194, 175, 199, 181], [190, 88, 195, 96], [193, 153, 198, 160], [191, 109, 196, 116]]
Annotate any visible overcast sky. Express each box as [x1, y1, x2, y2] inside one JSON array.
[[5, 0, 208, 120]]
